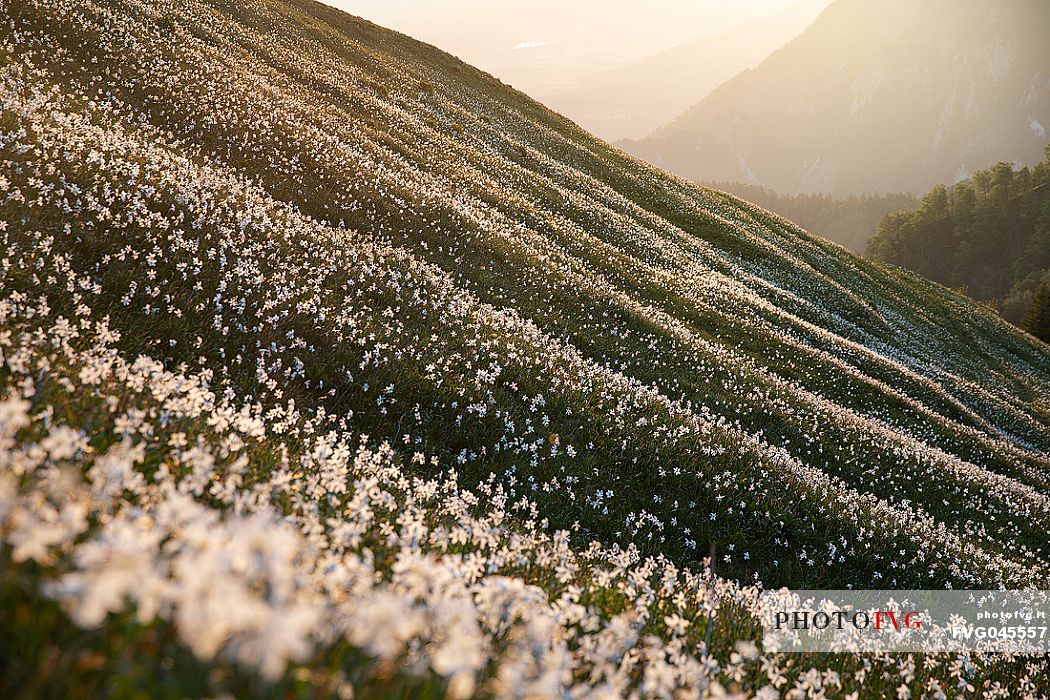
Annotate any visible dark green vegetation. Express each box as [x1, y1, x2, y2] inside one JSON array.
[[868, 145, 1050, 330], [1025, 283, 1050, 342], [704, 182, 916, 252]]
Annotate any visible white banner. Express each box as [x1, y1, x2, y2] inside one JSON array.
[[758, 590, 1050, 653]]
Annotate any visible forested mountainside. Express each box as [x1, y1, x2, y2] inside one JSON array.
[[703, 182, 916, 252], [625, 0, 1050, 196], [868, 145, 1050, 331], [2, 0, 1050, 697]]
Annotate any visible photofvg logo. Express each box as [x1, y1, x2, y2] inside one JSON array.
[[758, 590, 1050, 653], [775, 609, 925, 633]]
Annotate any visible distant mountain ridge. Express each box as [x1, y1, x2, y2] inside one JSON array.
[[543, 0, 829, 141], [624, 0, 1050, 196]]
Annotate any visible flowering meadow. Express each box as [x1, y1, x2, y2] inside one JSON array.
[[1, 0, 1049, 697]]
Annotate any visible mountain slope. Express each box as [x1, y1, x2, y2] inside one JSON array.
[[625, 0, 1050, 195], [5, 0, 1050, 594], [543, 0, 829, 141], [2, 0, 1050, 695]]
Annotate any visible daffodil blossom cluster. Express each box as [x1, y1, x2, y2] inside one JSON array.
[[0, 298, 759, 697], [1, 291, 1046, 698], [2, 0, 1050, 696], [4, 0, 1048, 591]]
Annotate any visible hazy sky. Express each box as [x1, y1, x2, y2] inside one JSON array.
[[327, 1, 828, 99]]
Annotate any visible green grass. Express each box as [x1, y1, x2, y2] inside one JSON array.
[[2, 0, 1050, 696]]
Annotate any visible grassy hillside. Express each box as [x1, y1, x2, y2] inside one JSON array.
[[2, 0, 1050, 696]]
